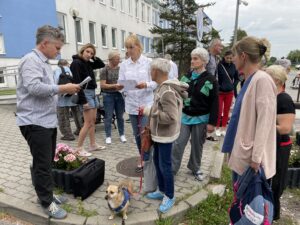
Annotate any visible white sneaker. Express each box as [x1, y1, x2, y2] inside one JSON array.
[[106, 137, 112, 144], [215, 129, 221, 137], [221, 130, 226, 136], [120, 135, 127, 143]]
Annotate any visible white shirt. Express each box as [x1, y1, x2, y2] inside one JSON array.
[[118, 55, 157, 115], [168, 60, 178, 80]]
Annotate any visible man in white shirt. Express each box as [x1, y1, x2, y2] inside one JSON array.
[[164, 54, 178, 80]]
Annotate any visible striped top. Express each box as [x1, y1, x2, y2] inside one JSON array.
[[16, 49, 59, 128]]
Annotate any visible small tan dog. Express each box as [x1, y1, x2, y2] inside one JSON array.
[[105, 179, 134, 220]]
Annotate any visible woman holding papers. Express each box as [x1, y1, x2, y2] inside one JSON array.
[[100, 51, 126, 144], [118, 34, 157, 172], [71, 43, 106, 157]]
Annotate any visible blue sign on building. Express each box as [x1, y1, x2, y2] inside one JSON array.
[[0, 0, 57, 58]]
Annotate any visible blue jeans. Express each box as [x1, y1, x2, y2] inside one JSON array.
[[153, 142, 174, 199], [129, 114, 149, 161], [103, 92, 125, 137]]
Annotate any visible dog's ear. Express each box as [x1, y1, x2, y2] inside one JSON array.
[[118, 186, 122, 193], [106, 181, 110, 187]]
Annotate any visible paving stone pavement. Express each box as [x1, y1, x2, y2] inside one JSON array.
[[0, 104, 220, 224]]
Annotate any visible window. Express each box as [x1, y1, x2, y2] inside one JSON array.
[[110, 0, 116, 8], [0, 34, 5, 54], [147, 6, 150, 23], [101, 25, 107, 47], [112, 28, 117, 48], [121, 30, 126, 50], [152, 9, 156, 25], [149, 38, 153, 53], [121, 0, 125, 12], [99, 0, 106, 4], [57, 12, 68, 42], [89, 22, 96, 45], [141, 3, 145, 21], [145, 37, 149, 53], [75, 18, 83, 43], [0, 69, 4, 84], [128, 0, 132, 14], [135, 0, 139, 18]]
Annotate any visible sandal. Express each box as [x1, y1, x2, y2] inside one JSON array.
[[135, 166, 143, 173], [89, 144, 106, 152], [77, 149, 92, 157], [206, 136, 218, 142]]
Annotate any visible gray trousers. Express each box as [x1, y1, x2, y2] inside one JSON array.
[[57, 106, 82, 137], [172, 123, 207, 174]]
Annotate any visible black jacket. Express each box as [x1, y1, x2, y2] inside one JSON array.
[[70, 55, 105, 104], [217, 60, 239, 92], [181, 70, 219, 126]]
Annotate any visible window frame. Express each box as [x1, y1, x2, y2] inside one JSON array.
[[89, 21, 97, 46], [101, 25, 108, 48], [75, 18, 83, 44], [111, 27, 117, 49], [121, 30, 126, 50], [57, 12, 68, 43]]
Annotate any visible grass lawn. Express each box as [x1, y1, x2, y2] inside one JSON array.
[[156, 165, 233, 225], [0, 89, 16, 96]]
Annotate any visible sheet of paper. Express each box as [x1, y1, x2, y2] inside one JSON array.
[[118, 80, 138, 91]]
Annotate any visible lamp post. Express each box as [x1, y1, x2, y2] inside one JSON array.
[[70, 8, 79, 54], [233, 0, 248, 44], [159, 20, 164, 57]]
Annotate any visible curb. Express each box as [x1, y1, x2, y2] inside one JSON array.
[[0, 183, 226, 225]]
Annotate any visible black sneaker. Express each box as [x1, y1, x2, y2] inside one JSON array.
[[60, 136, 75, 141]]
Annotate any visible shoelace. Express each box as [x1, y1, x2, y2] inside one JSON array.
[[162, 196, 169, 205], [48, 202, 59, 214]]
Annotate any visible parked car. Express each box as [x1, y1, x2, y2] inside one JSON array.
[[295, 64, 300, 70]]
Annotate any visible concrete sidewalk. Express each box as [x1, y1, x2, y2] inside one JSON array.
[[0, 104, 222, 225]]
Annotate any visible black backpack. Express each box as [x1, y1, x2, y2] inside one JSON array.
[[58, 66, 74, 85]]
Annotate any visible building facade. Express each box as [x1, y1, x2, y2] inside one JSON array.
[[0, 0, 161, 88]]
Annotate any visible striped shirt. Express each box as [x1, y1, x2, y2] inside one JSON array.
[[16, 49, 59, 128]]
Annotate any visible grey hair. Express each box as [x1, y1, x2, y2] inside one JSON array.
[[164, 54, 172, 60], [274, 59, 291, 70], [36, 25, 64, 45], [57, 59, 69, 66], [191, 47, 209, 64], [209, 38, 221, 48], [150, 58, 171, 74]]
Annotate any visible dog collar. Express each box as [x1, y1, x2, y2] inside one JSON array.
[[108, 188, 130, 213]]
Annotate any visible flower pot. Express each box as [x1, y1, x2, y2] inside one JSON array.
[[30, 163, 85, 194], [285, 167, 300, 188]]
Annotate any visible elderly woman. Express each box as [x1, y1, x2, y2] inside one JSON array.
[[71, 43, 106, 157], [172, 47, 219, 181], [118, 34, 157, 172], [100, 51, 126, 144], [222, 37, 277, 183], [266, 65, 295, 221], [143, 58, 188, 213]]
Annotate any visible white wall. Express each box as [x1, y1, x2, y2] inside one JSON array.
[[56, 0, 160, 61]]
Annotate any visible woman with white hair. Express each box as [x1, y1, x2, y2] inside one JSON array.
[[142, 58, 188, 213], [100, 51, 126, 144], [172, 47, 219, 181], [266, 65, 295, 221]]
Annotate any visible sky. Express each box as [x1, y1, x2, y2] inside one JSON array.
[[197, 0, 300, 58]]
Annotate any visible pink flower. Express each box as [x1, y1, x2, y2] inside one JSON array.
[[64, 154, 76, 162]]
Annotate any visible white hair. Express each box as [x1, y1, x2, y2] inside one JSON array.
[[150, 58, 171, 74], [209, 38, 221, 48], [191, 47, 209, 64], [274, 59, 291, 70]]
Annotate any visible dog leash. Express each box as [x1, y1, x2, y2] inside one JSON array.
[[137, 108, 144, 194]]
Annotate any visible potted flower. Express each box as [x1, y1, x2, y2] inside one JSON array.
[[52, 143, 87, 193], [286, 140, 300, 188]]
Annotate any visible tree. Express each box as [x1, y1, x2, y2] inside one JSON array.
[[269, 56, 277, 64], [229, 28, 248, 47], [287, 50, 300, 64], [150, 0, 217, 74]]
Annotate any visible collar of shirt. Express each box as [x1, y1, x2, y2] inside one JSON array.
[[32, 49, 49, 64], [128, 55, 144, 65]]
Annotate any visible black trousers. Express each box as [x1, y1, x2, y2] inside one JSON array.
[[20, 125, 56, 208], [271, 144, 292, 220]]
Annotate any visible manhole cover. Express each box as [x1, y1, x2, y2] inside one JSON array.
[[116, 156, 144, 177]]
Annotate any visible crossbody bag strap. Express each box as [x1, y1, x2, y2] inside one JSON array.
[[220, 64, 233, 84]]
